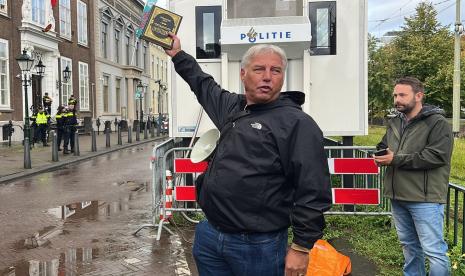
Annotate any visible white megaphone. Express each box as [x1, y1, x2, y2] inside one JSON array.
[[190, 129, 220, 163]]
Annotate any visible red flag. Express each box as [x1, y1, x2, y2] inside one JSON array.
[[51, 0, 57, 7]]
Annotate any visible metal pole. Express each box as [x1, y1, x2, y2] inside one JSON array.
[[128, 126, 133, 143], [144, 120, 148, 139], [24, 137, 31, 169], [342, 136, 354, 212], [106, 130, 111, 148], [140, 96, 144, 133], [23, 73, 31, 169], [150, 120, 155, 138], [136, 123, 140, 141], [91, 130, 97, 152], [157, 113, 161, 136], [73, 132, 80, 156], [453, 0, 462, 135], [52, 130, 58, 162], [118, 125, 122, 145]]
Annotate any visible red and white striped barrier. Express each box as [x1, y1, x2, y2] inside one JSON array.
[[160, 170, 174, 220], [167, 157, 382, 208], [327, 158, 379, 174], [328, 158, 381, 205]]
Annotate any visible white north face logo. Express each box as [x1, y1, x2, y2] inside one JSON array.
[[251, 122, 262, 130]]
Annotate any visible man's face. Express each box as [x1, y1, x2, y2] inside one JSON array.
[[393, 84, 422, 115], [240, 52, 284, 105]]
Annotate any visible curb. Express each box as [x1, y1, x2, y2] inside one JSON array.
[[0, 136, 167, 185]]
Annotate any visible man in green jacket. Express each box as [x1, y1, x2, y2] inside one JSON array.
[[374, 77, 454, 276]]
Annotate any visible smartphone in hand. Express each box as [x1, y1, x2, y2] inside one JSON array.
[[374, 148, 388, 156]]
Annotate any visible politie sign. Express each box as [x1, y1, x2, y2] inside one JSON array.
[[221, 17, 311, 45], [220, 16, 311, 59]]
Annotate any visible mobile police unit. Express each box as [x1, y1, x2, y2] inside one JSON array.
[[167, 0, 368, 140]]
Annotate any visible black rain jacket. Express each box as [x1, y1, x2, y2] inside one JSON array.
[[172, 51, 332, 248]]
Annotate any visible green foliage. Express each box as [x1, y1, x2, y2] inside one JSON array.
[[369, 2, 462, 118], [368, 35, 396, 120]]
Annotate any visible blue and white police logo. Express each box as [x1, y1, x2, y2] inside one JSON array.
[[240, 27, 292, 43]]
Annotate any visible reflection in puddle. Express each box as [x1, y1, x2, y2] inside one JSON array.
[[47, 182, 147, 222], [6, 182, 149, 275], [2, 248, 98, 276]]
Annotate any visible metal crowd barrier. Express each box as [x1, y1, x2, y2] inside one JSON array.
[[446, 182, 465, 254], [133, 138, 177, 237], [137, 143, 465, 257]]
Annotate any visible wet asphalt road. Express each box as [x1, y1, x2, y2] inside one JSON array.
[[0, 142, 197, 276]]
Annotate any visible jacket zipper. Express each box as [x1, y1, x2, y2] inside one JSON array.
[[391, 121, 410, 200], [424, 170, 428, 200]]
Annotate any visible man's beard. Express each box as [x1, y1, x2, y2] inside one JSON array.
[[395, 99, 416, 115]]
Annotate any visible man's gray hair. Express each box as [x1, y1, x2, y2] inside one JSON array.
[[241, 44, 288, 70]]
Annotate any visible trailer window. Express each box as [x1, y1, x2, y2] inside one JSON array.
[[309, 1, 336, 55], [196, 6, 221, 59], [227, 0, 303, 18]]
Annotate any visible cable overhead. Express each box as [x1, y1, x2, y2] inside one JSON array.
[[369, 0, 455, 32]]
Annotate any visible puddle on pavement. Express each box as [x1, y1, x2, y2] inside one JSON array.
[[3, 181, 153, 274], [1, 247, 99, 276]]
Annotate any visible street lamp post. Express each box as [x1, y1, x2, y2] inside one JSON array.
[[137, 81, 144, 132], [36, 58, 45, 110], [16, 49, 35, 169]]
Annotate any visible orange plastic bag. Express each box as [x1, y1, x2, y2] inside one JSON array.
[[306, 239, 352, 276]]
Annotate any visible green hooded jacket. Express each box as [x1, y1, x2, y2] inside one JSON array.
[[377, 105, 454, 203]]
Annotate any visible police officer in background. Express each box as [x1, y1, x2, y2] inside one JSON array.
[[42, 92, 53, 115], [68, 94, 77, 106], [63, 105, 78, 154], [55, 105, 66, 151], [34, 107, 50, 146]]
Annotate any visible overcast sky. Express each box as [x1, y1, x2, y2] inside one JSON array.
[[145, 0, 462, 37], [369, 0, 462, 36]]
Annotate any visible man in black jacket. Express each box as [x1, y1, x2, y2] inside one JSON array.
[[165, 34, 331, 276]]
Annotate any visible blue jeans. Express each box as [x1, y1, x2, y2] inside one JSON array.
[[391, 200, 450, 276], [193, 220, 288, 276]]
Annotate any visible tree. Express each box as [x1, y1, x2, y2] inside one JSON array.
[[368, 34, 396, 122], [392, 2, 455, 114]]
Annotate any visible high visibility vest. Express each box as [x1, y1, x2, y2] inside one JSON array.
[[36, 113, 49, 125]]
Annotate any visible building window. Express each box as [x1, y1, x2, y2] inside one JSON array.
[[309, 1, 336, 55], [151, 55, 154, 79], [143, 44, 147, 70], [79, 62, 89, 110], [196, 6, 221, 59], [77, 1, 88, 45], [103, 75, 109, 112], [115, 78, 121, 113], [0, 0, 8, 14], [125, 33, 130, 65], [101, 22, 108, 58], [32, 0, 46, 25], [161, 61, 164, 81], [114, 30, 120, 63], [0, 39, 9, 108], [59, 0, 71, 38], [135, 41, 140, 67], [60, 57, 72, 105], [156, 57, 159, 79]]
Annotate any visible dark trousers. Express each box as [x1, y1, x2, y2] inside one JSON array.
[[64, 127, 76, 151], [193, 221, 287, 276], [57, 128, 64, 149], [36, 124, 47, 145]]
